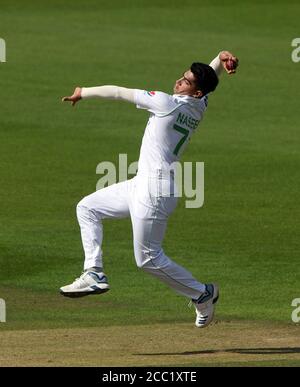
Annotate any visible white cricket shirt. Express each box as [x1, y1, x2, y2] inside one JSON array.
[[134, 90, 208, 176]]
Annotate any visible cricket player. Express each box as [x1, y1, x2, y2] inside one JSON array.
[[61, 51, 238, 328]]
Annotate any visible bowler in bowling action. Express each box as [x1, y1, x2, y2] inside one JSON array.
[[61, 50, 238, 328]]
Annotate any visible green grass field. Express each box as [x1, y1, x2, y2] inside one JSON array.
[[0, 0, 300, 366]]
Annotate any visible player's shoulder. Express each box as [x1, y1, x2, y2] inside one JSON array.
[[172, 94, 208, 114], [143, 90, 172, 100], [202, 95, 209, 107], [135, 89, 178, 115], [148, 90, 178, 108], [172, 93, 208, 104]]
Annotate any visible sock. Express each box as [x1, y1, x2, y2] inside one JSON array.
[[85, 266, 103, 273]]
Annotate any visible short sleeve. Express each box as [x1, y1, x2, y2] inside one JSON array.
[[134, 90, 177, 116]]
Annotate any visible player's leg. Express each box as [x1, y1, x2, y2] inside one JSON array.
[[76, 180, 131, 270], [131, 204, 206, 299], [130, 176, 219, 327], [132, 212, 219, 327], [129, 175, 204, 298], [60, 179, 131, 297]]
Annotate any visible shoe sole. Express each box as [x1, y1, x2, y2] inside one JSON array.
[[60, 287, 110, 298]]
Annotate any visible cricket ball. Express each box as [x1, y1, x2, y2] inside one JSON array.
[[226, 59, 235, 71]]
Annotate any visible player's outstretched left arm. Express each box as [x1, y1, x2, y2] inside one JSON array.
[[62, 85, 136, 107], [209, 51, 239, 77]]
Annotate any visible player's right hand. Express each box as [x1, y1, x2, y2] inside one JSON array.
[[62, 87, 82, 106], [219, 51, 239, 74]]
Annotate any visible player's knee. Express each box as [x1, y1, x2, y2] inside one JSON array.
[[134, 248, 164, 270], [134, 249, 145, 269], [136, 259, 153, 271], [76, 200, 87, 216], [76, 200, 98, 222], [76, 203, 86, 222]]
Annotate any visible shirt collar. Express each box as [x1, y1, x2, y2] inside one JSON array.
[[173, 94, 202, 105]]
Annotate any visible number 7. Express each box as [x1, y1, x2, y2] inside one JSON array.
[[173, 124, 189, 156]]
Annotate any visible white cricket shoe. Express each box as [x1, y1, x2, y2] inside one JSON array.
[[60, 271, 110, 298], [192, 283, 219, 328]]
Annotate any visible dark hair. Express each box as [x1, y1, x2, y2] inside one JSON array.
[[190, 62, 219, 96]]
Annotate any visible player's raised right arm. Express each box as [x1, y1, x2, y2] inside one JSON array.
[[209, 51, 239, 77], [62, 86, 136, 106]]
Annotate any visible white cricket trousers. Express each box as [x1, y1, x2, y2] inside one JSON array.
[[76, 173, 205, 299]]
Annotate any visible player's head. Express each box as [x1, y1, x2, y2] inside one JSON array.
[[174, 63, 219, 98]]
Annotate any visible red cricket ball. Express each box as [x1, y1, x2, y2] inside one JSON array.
[[226, 59, 236, 71]]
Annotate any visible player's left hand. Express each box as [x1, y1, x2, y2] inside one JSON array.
[[62, 87, 82, 106], [219, 51, 239, 74]]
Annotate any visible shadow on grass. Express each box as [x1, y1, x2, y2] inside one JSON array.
[[135, 347, 300, 356]]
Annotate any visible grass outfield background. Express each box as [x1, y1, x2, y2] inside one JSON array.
[[0, 0, 299, 366]]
